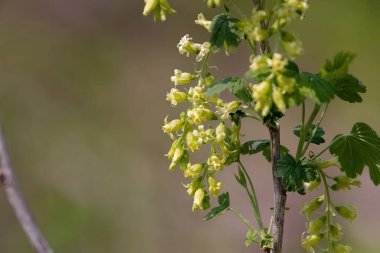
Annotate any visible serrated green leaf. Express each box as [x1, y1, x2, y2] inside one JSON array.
[[241, 139, 289, 162], [210, 13, 241, 53], [293, 124, 326, 145], [329, 122, 380, 185], [277, 154, 318, 192], [298, 72, 335, 104], [321, 51, 355, 80], [207, 77, 252, 102], [203, 192, 230, 221], [333, 74, 366, 103], [245, 228, 258, 247]]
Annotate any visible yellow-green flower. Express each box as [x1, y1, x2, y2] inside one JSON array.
[[177, 34, 201, 56], [252, 79, 272, 116], [301, 234, 322, 252], [267, 53, 288, 73], [207, 0, 221, 8], [196, 42, 211, 62], [166, 88, 188, 106], [162, 117, 183, 134], [192, 187, 205, 211], [184, 163, 204, 179], [187, 106, 216, 125], [208, 176, 222, 196], [171, 69, 197, 85], [215, 123, 226, 143], [186, 131, 200, 152], [193, 125, 214, 144], [143, 0, 176, 22], [195, 13, 212, 31], [188, 86, 207, 105], [335, 205, 357, 222], [185, 179, 201, 196], [207, 154, 224, 172]]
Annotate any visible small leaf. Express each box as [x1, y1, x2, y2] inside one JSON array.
[[207, 77, 252, 102], [234, 165, 247, 187], [203, 192, 230, 221], [298, 72, 335, 104], [321, 51, 355, 80], [241, 139, 289, 162], [245, 228, 258, 247], [210, 13, 242, 53], [277, 154, 318, 192], [333, 74, 366, 103], [293, 124, 326, 145], [329, 122, 380, 185]]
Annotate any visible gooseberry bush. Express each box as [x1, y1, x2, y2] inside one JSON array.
[[144, 0, 380, 252]]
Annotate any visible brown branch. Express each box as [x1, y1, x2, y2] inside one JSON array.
[[0, 123, 54, 253], [268, 126, 287, 253], [251, 1, 287, 252]]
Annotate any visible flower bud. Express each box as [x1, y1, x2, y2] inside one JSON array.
[[331, 176, 361, 191], [204, 73, 216, 87], [171, 69, 197, 85], [329, 223, 343, 241], [226, 101, 241, 112], [332, 243, 352, 253], [169, 145, 184, 170], [166, 88, 188, 106], [304, 178, 320, 192], [195, 13, 212, 31], [207, 0, 221, 8], [301, 234, 323, 252], [185, 179, 201, 196], [335, 205, 357, 222], [307, 215, 326, 234], [186, 131, 200, 152], [184, 163, 203, 179], [272, 85, 286, 113], [143, 0, 159, 16], [166, 139, 180, 159], [192, 187, 205, 211], [301, 195, 324, 219], [162, 117, 183, 134], [208, 176, 222, 196], [215, 123, 226, 143]]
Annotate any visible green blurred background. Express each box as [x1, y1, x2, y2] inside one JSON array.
[[0, 0, 379, 252]]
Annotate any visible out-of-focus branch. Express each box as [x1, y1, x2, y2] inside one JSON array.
[[0, 123, 54, 253]]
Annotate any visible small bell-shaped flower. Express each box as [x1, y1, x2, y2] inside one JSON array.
[[166, 88, 188, 106], [195, 13, 212, 31], [208, 176, 222, 196], [171, 69, 197, 85], [192, 187, 205, 211], [184, 163, 204, 179], [335, 205, 357, 222]]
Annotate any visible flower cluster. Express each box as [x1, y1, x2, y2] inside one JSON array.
[[300, 174, 359, 253], [163, 34, 243, 211], [250, 53, 297, 116]]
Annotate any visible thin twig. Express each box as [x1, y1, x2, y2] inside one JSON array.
[[0, 123, 54, 253]]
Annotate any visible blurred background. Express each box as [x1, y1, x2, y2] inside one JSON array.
[[0, 0, 379, 252]]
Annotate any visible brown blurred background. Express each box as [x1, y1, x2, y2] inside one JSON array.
[[0, 0, 379, 252]]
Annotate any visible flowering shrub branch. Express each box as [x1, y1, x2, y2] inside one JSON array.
[[144, 1, 379, 253]]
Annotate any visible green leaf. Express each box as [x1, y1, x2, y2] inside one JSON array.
[[245, 228, 258, 247], [333, 74, 366, 103], [293, 124, 326, 145], [321, 51, 355, 80], [320, 52, 366, 103], [210, 13, 241, 53], [277, 154, 318, 192], [203, 192, 230, 221], [207, 77, 252, 102], [241, 140, 289, 162], [329, 122, 380, 185], [244, 68, 271, 82], [298, 72, 335, 104]]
